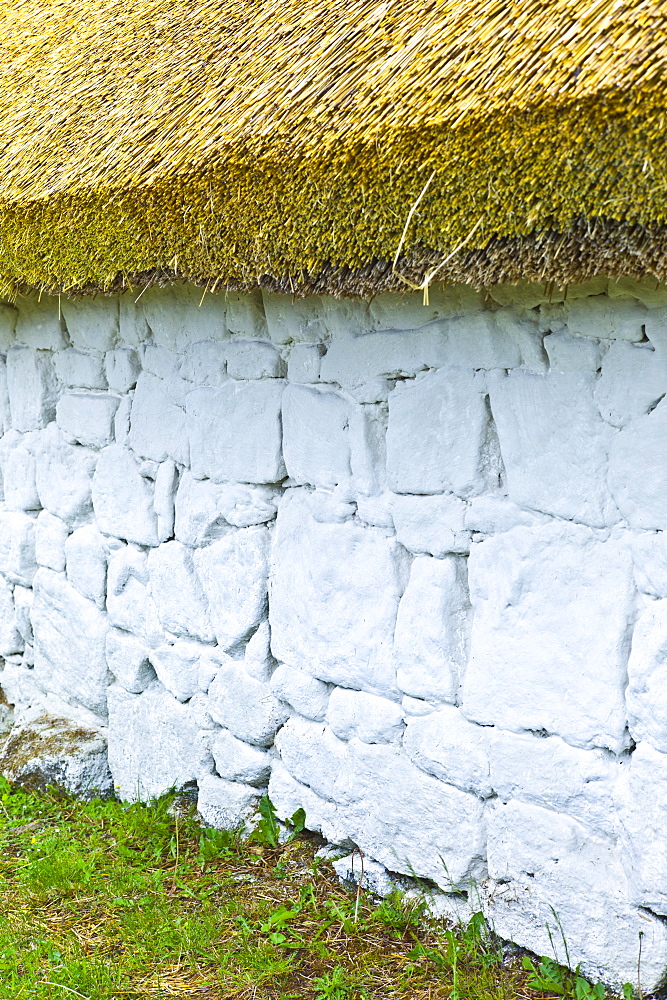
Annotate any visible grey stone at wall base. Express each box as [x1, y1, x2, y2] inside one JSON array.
[[0, 715, 114, 799]]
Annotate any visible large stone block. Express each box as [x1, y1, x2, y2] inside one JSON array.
[[197, 774, 261, 830], [148, 641, 207, 702], [32, 568, 110, 717], [0, 511, 37, 587], [391, 493, 469, 557], [3, 436, 40, 511], [35, 510, 69, 571], [53, 348, 107, 390], [386, 368, 493, 497], [487, 729, 617, 838], [107, 682, 212, 800], [61, 297, 119, 352], [225, 290, 266, 339], [461, 524, 634, 752], [92, 445, 159, 545], [326, 688, 404, 744], [270, 490, 409, 694], [404, 706, 491, 797], [320, 327, 449, 397], [394, 556, 470, 704], [632, 532, 667, 597], [56, 392, 120, 449], [211, 728, 272, 786], [7, 347, 58, 431], [0, 575, 23, 657], [128, 372, 189, 466], [207, 657, 289, 746], [608, 400, 667, 530], [104, 348, 140, 392], [174, 472, 279, 546], [616, 742, 667, 916], [274, 717, 486, 889], [15, 298, 67, 351], [0, 302, 17, 352], [485, 800, 667, 992], [287, 343, 323, 384], [147, 541, 214, 643], [106, 544, 164, 646], [566, 296, 646, 342], [105, 629, 155, 694], [140, 285, 226, 351], [193, 527, 269, 650], [282, 384, 350, 488], [65, 524, 108, 608], [186, 381, 285, 484], [179, 340, 228, 387], [35, 423, 97, 527], [488, 371, 616, 526], [0, 358, 11, 435], [594, 340, 667, 427], [226, 340, 285, 380], [626, 599, 667, 750], [269, 663, 330, 721]]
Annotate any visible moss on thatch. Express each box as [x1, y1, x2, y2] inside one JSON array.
[[1, 1, 667, 294]]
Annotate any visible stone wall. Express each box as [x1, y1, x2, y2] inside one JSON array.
[[0, 278, 667, 988]]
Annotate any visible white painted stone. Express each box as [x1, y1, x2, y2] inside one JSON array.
[[626, 599, 667, 751], [332, 854, 406, 897], [608, 400, 667, 530], [179, 340, 227, 386], [566, 296, 646, 342], [282, 384, 350, 488], [61, 297, 119, 352], [0, 359, 11, 435], [92, 444, 159, 545], [401, 695, 437, 717], [355, 493, 394, 529], [320, 328, 448, 393], [616, 742, 667, 916], [446, 312, 523, 369], [263, 293, 325, 345], [7, 347, 58, 431], [4, 438, 40, 511], [462, 524, 634, 752], [54, 349, 107, 389], [348, 403, 386, 496], [464, 495, 548, 535], [269, 664, 330, 721], [107, 681, 212, 800], [243, 619, 273, 681], [141, 286, 227, 351], [489, 371, 616, 526], [13, 585, 33, 644], [274, 717, 486, 889], [394, 556, 470, 704], [35, 510, 69, 571], [186, 381, 285, 484], [387, 368, 493, 497], [485, 800, 667, 992], [56, 391, 120, 448], [106, 545, 164, 646], [104, 348, 140, 392], [105, 629, 155, 694], [0, 302, 17, 351], [631, 531, 667, 597], [114, 395, 132, 444], [148, 541, 214, 643], [154, 460, 178, 542], [141, 343, 179, 379], [189, 691, 216, 730], [65, 524, 108, 608], [609, 276, 667, 309], [403, 706, 491, 797], [211, 729, 272, 786], [174, 472, 279, 547], [327, 688, 404, 744], [488, 729, 618, 837], [391, 493, 469, 556], [193, 527, 269, 650], [270, 490, 409, 694], [148, 641, 205, 702], [594, 340, 667, 427], [225, 290, 265, 339], [15, 298, 67, 351], [118, 295, 150, 346], [197, 774, 261, 830], [287, 343, 323, 383], [35, 423, 97, 527], [197, 650, 221, 693], [543, 329, 604, 372], [226, 340, 285, 379], [0, 576, 23, 656], [207, 657, 289, 746], [128, 372, 189, 466], [32, 568, 109, 717], [0, 511, 37, 587]]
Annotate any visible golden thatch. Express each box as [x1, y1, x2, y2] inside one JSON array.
[[1, 0, 667, 294]]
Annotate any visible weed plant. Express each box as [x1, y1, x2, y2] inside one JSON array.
[[0, 778, 629, 999]]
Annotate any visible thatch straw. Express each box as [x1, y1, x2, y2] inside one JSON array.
[[1, 0, 667, 294]]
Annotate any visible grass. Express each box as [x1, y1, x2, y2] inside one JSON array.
[[0, 776, 619, 1000]]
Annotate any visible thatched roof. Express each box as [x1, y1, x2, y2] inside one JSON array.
[[1, 0, 667, 295]]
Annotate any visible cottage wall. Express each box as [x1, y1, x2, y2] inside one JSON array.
[[1, 279, 667, 987]]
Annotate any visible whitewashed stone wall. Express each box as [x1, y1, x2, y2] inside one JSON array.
[[1, 278, 667, 988]]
